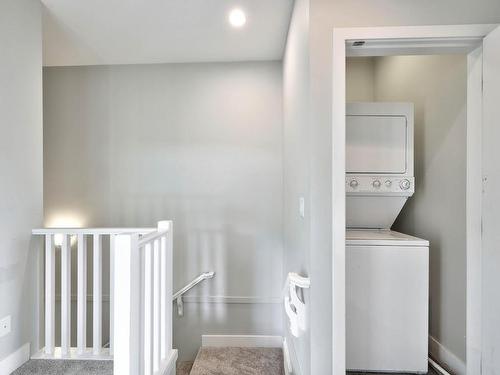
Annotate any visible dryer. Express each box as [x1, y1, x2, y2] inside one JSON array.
[[346, 102, 414, 228]]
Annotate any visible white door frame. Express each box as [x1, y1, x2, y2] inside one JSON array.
[[332, 24, 498, 375]]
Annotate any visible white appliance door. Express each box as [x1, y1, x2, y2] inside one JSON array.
[[346, 245, 429, 373], [346, 115, 407, 174], [481, 25, 500, 375]]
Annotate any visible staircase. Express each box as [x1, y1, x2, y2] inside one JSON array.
[[178, 347, 284, 375], [14, 347, 284, 375]]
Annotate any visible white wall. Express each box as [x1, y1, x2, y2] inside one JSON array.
[[43, 61, 284, 361], [375, 55, 467, 363], [308, 2, 500, 372], [0, 0, 43, 363], [283, 0, 311, 374]]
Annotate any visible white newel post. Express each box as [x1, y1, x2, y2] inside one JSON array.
[[153, 238, 161, 373], [159, 222, 168, 360], [143, 241, 154, 375], [114, 233, 141, 375], [77, 234, 87, 354], [61, 234, 71, 356], [168, 223, 173, 356], [45, 234, 55, 355], [110, 234, 115, 355], [93, 234, 102, 355]]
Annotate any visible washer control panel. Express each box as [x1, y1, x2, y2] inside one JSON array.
[[346, 175, 415, 195]]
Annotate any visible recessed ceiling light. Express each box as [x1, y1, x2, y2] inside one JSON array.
[[229, 9, 246, 28]]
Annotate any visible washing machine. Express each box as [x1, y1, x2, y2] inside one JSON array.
[[346, 102, 429, 373], [346, 229, 429, 373]]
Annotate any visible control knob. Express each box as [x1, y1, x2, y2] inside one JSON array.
[[349, 179, 359, 188], [372, 180, 381, 188], [385, 180, 392, 187], [400, 179, 411, 190]]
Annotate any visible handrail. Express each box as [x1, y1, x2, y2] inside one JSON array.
[[173, 271, 215, 316], [32, 227, 156, 235], [283, 272, 310, 338], [138, 228, 170, 246], [173, 271, 215, 300], [288, 272, 311, 289], [281, 272, 310, 297]]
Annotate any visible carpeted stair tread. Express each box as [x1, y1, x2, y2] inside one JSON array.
[[11, 359, 113, 375], [177, 361, 194, 375], [190, 347, 284, 375]]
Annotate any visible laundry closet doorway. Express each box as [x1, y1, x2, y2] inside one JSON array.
[[331, 25, 500, 375]]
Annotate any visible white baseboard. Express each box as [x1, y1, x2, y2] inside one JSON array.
[[31, 347, 112, 361], [160, 349, 178, 375], [0, 343, 30, 375], [202, 335, 282, 348], [429, 336, 466, 375], [282, 338, 293, 375]]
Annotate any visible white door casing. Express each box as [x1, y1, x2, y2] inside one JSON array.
[[332, 24, 499, 375], [480, 25, 500, 375]]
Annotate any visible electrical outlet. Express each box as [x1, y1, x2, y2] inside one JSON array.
[[0, 315, 11, 338]]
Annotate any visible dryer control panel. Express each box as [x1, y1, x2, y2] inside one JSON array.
[[346, 175, 415, 196]]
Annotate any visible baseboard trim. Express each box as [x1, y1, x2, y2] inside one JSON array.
[[160, 349, 178, 375], [429, 336, 466, 375], [31, 347, 112, 360], [0, 343, 30, 374], [202, 335, 283, 348]]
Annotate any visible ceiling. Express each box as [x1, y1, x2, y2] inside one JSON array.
[[41, 0, 294, 67]]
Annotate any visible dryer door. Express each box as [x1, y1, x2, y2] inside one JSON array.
[[346, 114, 408, 174]]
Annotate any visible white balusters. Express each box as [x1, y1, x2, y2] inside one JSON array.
[[61, 234, 71, 356], [93, 234, 102, 355], [45, 234, 55, 355], [33, 224, 175, 369], [114, 221, 175, 375], [77, 234, 87, 354]]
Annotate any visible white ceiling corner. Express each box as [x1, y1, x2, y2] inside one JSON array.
[[41, 0, 294, 67]]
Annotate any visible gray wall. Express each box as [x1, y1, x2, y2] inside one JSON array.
[[376, 55, 467, 363], [347, 55, 468, 362], [346, 57, 375, 102], [43, 61, 284, 361], [0, 0, 43, 361], [308, 2, 500, 372], [283, 0, 311, 374]]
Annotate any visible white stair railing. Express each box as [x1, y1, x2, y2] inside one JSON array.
[[32, 226, 156, 359], [114, 221, 178, 375]]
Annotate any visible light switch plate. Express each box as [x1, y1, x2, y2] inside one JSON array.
[[299, 197, 305, 218], [0, 315, 11, 338]]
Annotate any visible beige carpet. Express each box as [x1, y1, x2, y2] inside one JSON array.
[[190, 347, 284, 375], [177, 361, 194, 375]]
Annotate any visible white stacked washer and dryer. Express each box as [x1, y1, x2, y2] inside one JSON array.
[[346, 102, 429, 373]]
